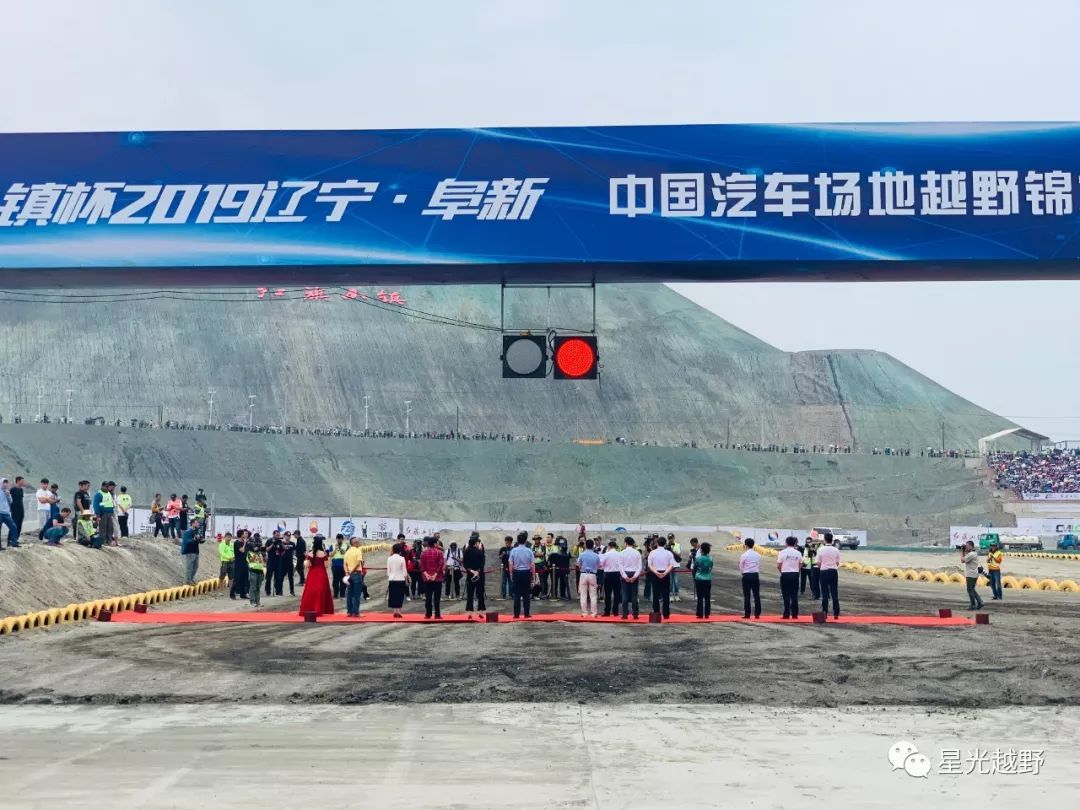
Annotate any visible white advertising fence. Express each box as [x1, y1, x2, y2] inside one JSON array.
[[1015, 518, 1080, 535], [127, 510, 868, 543], [1022, 492, 1080, 501]]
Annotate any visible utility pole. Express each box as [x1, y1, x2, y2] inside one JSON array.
[[36, 384, 43, 421], [941, 420, 946, 453], [248, 394, 256, 431], [456, 405, 460, 435], [207, 389, 216, 426], [65, 389, 73, 423], [760, 414, 765, 447], [404, 400, 412, 433], [347, 408, 352, 433], [363, 395, 370, 432]]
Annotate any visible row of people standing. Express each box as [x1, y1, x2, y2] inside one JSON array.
[[503, 533, 716, 620], [151, 493, 207, 540], [392, 534, 487, 619], [220, 529, 306, 601]]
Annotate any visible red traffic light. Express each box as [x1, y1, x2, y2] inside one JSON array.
[[553, 336, 598, 380]]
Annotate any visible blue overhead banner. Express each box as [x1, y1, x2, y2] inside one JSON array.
[[1, 122, 1079, 286]]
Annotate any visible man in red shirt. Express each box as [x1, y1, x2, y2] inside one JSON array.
[[419, 536, 446, 619]]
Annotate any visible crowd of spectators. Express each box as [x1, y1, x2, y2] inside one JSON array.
[[988, 449, 1080, 494], [2, 413, 981, 458]]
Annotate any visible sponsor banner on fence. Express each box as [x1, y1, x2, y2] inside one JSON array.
[[131, 508, 155, 536], [298, 516, 331, 538], [330, 516, 399, 540], [233, 516, 299, 537], [1015, 518, 1080, 535], [1022, 492, 1080, 501]]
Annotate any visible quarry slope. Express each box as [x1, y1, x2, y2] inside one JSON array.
[[1, 284, 1017, 450]]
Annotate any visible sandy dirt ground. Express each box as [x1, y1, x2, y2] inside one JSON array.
[[2, 541, 1079, 707], [0, 533, 219, 616], [833, 548, 1080, 581], [0, 703, 1075, 809]]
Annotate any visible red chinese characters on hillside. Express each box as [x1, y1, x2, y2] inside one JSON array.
[[255, 287, 406, 305]]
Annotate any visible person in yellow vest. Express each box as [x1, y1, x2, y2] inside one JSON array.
[[986, 541, 1005, 601], [193, 500, 207, 540], [218, 532, 235, 585], [247, 539, 267, 607], [331, 535, 349, 599], [92, 481, 118, 546], [115, 486, 133, 538]]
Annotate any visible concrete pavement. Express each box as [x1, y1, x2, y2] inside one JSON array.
[[0, 703, 1076, 808]]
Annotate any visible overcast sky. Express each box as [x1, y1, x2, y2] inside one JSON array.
[[2, 0, 1078, 439]]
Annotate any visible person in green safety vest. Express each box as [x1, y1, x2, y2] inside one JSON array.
[[76, 510, 101, 549], [246, 539, 266, 607], [92, 481, 118, 547], [532, 535, 548, 599], [218, 532, 235, 585], [115, 486, 133, 538], [193, 501, 207, 540]]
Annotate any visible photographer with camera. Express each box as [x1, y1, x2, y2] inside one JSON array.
[[960, 540, 985, 610]]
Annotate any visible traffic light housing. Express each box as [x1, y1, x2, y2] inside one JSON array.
[[552, 335, 599, 380], [502, 334, 548, 378]]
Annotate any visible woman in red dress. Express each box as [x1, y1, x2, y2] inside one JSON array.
[[298, 535, 335, 616]]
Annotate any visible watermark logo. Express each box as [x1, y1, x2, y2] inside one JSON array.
[[888, 741, 927, 777], [890, 741, 1044, 777]]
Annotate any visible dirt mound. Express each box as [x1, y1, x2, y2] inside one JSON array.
[[0, 534, 219, 616]]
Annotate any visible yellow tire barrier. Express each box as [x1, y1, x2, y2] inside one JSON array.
[[874, 567, 891, 577], [1018, 577, 1039, 590], [1001, 576, 1019, 589], [933, 573, 951, 584], [889, 568, 905, 578], [917, 571, 935, 582], [1038, 579, 1060, 591], [948, 573, 966, 584], [903, 569, 919, 581], [1059, 580, 1080, 592]]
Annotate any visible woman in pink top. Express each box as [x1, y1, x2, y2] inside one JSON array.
[[165, 494, 182, 539]]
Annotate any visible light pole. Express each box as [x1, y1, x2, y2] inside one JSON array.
[[248, 394, 256, 430], [207, 389, 216, 426], [404, 400, 412, 433], [363, 395, 370, 432], [36, 385, 43, 421], [65, 389, 73, 423]]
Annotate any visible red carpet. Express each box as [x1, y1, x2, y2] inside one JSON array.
[[108, 611, 975, 626]]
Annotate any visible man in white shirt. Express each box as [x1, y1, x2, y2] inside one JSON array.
[[600, 540, 623, 617], [739, 538, 763, 619], [35, 479, 53, 542], [816, 533, 842, 619], [775, 535, 803, 619], [618, 537, 642, 620], [646, 537, 676, 618]]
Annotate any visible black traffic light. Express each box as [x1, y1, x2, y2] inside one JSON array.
[[502, 334, 548, 378], [552, 335, 599, 380]]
